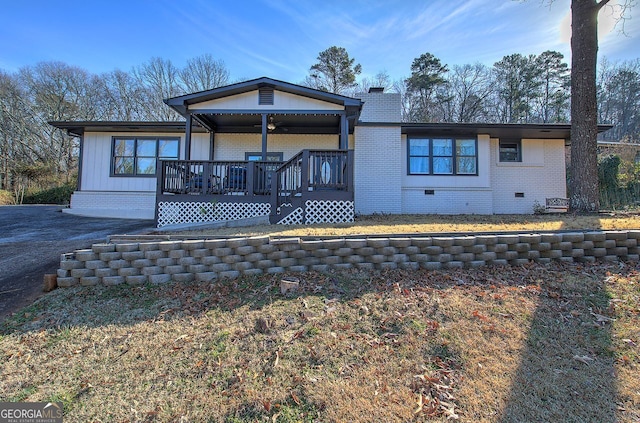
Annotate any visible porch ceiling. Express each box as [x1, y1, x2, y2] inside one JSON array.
[[193, 112, 347, 134]]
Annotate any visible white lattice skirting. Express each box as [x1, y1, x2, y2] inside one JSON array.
[[157, 201, 270, 227], [277, 207, 303, 225], [305, 200, 354, 224], [276, 200, 355, 225]]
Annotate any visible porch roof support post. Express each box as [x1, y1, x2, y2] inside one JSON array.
[[339, 113, 348, 150], [209, 131, 215, 161], [261, 113, 268, 160], [154, 159, 163, 226], [185, 114, 193, 160]]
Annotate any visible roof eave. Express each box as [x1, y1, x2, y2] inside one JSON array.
[[48, 120, 206, 135], [164, 77, 363, 110]]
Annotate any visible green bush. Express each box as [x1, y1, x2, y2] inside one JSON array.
[[22, 183, 75, 205], [0, 190, 14, 205], [598, 155, 640, 210]]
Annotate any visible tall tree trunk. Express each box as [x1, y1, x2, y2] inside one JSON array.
[[570, 0, 608, 212]]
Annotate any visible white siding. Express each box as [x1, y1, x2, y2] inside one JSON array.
[[81, 132, 184, 192], [189, 90, 344, 111], [354, 126, 402, 214], [491, 138, 566, 214], [190, 133, 211, 160]]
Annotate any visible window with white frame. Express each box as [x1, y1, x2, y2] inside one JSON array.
[[112, 137, 179, 176], [408, 137, 477, 175], [499, 139, 522, 162]]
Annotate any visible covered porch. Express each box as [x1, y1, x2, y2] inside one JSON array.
[[155, 149, 354, 226], [157, 78, 363, 227]]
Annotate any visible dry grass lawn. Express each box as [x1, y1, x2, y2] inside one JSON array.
[[1, 261, 639, 422], [171, 213, 640, 238]]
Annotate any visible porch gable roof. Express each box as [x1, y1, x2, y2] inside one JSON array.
[[164, 76, 363, 116]]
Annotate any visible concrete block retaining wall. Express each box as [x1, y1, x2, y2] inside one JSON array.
[[57, 231, 640, 288]]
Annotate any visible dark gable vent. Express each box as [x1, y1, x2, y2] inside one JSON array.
[[259, 87, 274, 105]]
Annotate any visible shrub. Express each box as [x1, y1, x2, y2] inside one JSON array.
[[0, 190, 14, 205], [22, 183, 75, 205]]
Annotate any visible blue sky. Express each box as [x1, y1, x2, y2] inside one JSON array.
[[1, 0, 638, 84]]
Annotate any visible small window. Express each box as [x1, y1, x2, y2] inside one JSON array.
[[259, 88, 274, 105], [112, 137, 179, 176], [499, 140, 522, 162], [245, 152, 283, 162]]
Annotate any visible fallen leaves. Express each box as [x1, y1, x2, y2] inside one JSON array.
[[411, 358, 461, 420], [590, 310, 616, 323], [472, 310, 489, 322], [573, 354, 595, 365]]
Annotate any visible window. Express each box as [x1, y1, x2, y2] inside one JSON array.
[[112, 137, 179, 176], [245, 152, 283, 162], [408, 138, 430, 174], [499, 140, 522, 162], [408, 137, 477, 175], [456, 139, 477, 174], [433, 139, 453, 174]]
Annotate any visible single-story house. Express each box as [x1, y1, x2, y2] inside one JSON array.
[[49, 77, 610, 227]]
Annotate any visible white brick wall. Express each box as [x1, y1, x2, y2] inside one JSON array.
[[66, 191, 155, 219], [354, 126, 402, 214], [398, 134, 493, 214], [491, 139, 567, 214], [401, 189, 493, 214], [356, 92, 402, 122]]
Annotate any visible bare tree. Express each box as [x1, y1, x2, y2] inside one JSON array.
[[133, 57, 183, 121], [436, 63, 493, 122], [99, 69, 147, 120], [178, 54, 230, 93], [392, 78, 414, 122], [18, 62, 99, 179], [354, 71, 393, 95], [597, 58, 640, 142], [0, 71, 30, 190]]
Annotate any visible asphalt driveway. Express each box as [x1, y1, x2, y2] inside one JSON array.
[[0, 205, 153, 321]]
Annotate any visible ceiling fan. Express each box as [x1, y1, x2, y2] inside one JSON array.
[[255, 116, 288, 132]]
